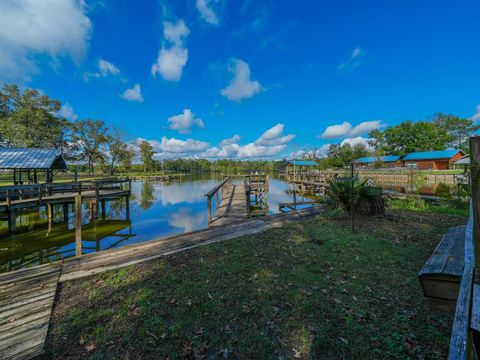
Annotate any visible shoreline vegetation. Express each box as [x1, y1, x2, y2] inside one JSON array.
[[46, 209, 465, 359]]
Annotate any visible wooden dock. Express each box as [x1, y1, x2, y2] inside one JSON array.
[[0, 179, 131, 233], [0, 206, 324, 359], [205, 175, 270, 227], [210, 183, 248, 227], [0, 264, 61, 360]]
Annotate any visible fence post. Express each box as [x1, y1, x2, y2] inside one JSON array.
[[75, 195, 82, 257]]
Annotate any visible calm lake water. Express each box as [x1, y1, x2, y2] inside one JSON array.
[[0, 174, 312, 272]]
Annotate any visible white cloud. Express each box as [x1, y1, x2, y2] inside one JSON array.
[[320, 121, 352, 139], [255, 123, 295, 146], [341, 136, 372, 148], [470, 104, 480, 122], [201, 123, 294, 159], [0, 0, 92, 82], [196, 0, 219, 25], [151, 20, 190, 81], [220, 134, 241, 146], [98, 59, 120, 77], [338, 47, 366, 72], [120, 84, 144, 102], [221, 59, 263, 102], [167, 109, 205, 134], [57, 103, 78, 121], [158, 136, 209, 153], [320, 120, 384, 139]]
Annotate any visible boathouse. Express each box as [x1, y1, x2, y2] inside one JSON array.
[[402, 149, 464, 170], [354, 155, 402, 168], [0, 147, 67, 184], [283, 160, 318, 174]]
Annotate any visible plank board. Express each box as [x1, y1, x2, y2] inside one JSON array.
[[0, 263, 61, 360], [210, 184, 249, 227]]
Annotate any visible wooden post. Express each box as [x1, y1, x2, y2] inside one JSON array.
[[101, 199, 106, 220], [125, 196, 130, 220], [63, 203, 69, 223], [207, 196, 212, 224], [471, 137, 480, 273], [47, 203, 53, 228], [75, 195, 82, 257], [7, 210, 16, 233]]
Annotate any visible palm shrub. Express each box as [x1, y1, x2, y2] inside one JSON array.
[[326, 177, 385, 216]]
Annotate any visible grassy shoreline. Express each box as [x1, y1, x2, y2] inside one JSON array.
[[47, 210, 465, 359]]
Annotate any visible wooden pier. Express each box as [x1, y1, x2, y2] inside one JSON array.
[[0, 179, 131, 233], [205, 175, 269, 227]]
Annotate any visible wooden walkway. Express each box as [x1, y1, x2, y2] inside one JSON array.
[[210, 184, 248, 227], [0, 206, 324, 359], [0, 264, 61, 360]]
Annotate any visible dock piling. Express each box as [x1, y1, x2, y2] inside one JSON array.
[[75, 195, 82, 257]]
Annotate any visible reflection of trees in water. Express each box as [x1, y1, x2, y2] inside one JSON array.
[[140, 182, 156, 210], [108, 199, 126, 219]]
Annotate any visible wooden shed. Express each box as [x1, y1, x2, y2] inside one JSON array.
[[0, 147, 67, 184], [402, 149, 464, 170]]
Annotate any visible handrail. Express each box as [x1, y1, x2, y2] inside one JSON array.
[[448, 208, 475, 360], [205, 176, 230, 198]]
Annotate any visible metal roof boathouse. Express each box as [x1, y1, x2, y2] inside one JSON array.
[[0, 147, 67, 184]]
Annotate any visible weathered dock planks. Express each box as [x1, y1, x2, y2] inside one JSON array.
[[210, 184, 249, 227], [0, 263, 61, 360]]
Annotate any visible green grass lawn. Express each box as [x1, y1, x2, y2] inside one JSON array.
[[47, 210, 465, 359]]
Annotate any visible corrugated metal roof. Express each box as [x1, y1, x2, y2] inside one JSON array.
[[402, 149, 463, 161], [354, 155, 401, 164], [285, 160, 318, 166], [0, 148, 67, 170]]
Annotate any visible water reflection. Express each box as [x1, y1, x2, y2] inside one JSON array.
[[0, 175, 314, 272]]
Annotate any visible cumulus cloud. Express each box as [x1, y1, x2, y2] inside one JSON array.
[[196, 0, 219, 25], [470, 104, 480, 122], [169, 208, 207, 232], [255, 123, 295, 146], [98, 59, 120, 77], [201, 123, 294, 159], [57, 103, 78, 121], [151, 20, 190, 81], [120, 84, 144, 102], [338, 47, 366, 72], [132, 124, 293, 161], [167, 109, 205, 134], [0, 0, 92, 82], [341, 136, 372, 148], [220, 134, 241, 146], [320, 120, 384, 139], [221, 59, 263, 102]]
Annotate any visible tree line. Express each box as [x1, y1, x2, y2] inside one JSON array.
[[1, 84, 477, 173], [310, 113, 478, 168]]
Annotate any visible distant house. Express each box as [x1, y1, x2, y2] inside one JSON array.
[[354, 155, 402, 168], [402, 149, 464, 170], [0, 147, 67, 184], [283, 160, 317, 174]]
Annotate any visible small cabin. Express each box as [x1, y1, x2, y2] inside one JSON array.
[[354, 155, 402, 168], [402, 149, 464, 170], [0, 147, 67, 184]]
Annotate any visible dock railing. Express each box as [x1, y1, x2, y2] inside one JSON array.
[[447, 137, 479, 359], [205, 176, 231, 224], [0, 178, 131, 205]]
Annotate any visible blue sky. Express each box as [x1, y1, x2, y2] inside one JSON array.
[[1, 0, 480, 159]]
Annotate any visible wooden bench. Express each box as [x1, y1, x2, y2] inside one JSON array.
[[418, 225, 466, 311]]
